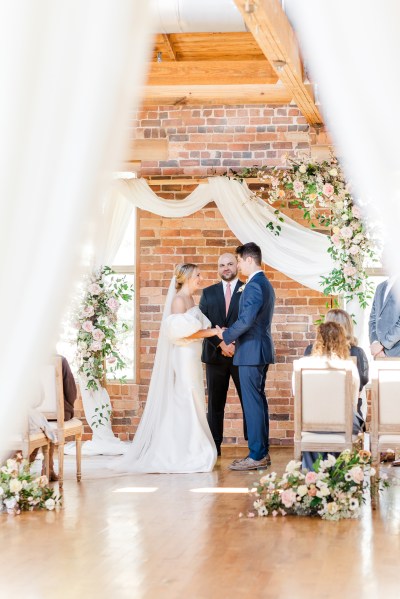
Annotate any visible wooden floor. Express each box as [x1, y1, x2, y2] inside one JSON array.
[[2, 447, 400, 599]]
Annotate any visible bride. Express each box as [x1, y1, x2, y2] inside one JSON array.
[[116, 263, 218, 473]]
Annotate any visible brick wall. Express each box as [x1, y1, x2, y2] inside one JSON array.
[[76, 104, 331, 446]]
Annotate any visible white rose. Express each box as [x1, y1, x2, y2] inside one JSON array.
[[4, 497, 17, 510], [9, 479, 23, 493], [0, 486, 4, 496], [297, 485, 308, 497], [329, 168, 338, 177], [299, 164, 307, 173], [335, 201, 344, 210], [45, 498, 56, 511]]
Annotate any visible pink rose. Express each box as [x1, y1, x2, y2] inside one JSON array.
[[352, 205, 361, 219], [82, 321, 94, 333], [349, 245, 359, 255], [331, 234, 341, 247], [107, 298, 120, 312], [343, 265, 357, 277], [82, 305, 95, 317], [281, 489, 297, 508], [323, 183, 334, 197], [340, 226, 353, 239], [293, 180, 304, 195], [92, 328, 105, 341], [349, 466, 364, 483], [88, 283, 101, 295], [90, 340, 103, 352], [305, 471, 317, 485]]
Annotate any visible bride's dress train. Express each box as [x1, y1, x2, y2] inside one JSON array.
[[115, 304, 217, 473]]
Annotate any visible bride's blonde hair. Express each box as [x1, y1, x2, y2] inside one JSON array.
[[174, 263, 198, 290]]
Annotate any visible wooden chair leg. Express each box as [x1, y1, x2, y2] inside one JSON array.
[[58, 443, 64, 489], [76, 434, 82, 482], [42, 444, 50, 479], [371, 462, 379, 510]]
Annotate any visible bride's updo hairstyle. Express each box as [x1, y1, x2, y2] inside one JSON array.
[[174, 263, 198, 290]]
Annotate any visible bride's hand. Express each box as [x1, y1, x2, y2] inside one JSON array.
[[215, 325, 225, 340]]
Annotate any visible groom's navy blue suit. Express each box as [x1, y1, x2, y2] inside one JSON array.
[[222, 271, 275, 461]]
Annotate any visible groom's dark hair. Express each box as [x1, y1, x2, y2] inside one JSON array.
[[236, 242, 262, 266]]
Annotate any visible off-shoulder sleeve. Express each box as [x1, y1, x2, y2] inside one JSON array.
[[164, 313, 202, 344]]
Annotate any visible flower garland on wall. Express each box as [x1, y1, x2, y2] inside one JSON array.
[[228, 155, 378, 308], [75, 265, 134, 392]]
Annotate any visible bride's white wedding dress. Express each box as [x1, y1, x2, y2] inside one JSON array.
[[115, 282, 217, 473]]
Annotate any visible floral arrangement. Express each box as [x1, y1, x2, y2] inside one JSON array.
[[0, 454, 61, 515], [75, 265, 134, 392], [227, 155, 378, 308], [249, 449, 389, 521]]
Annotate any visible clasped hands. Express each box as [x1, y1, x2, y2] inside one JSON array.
[[370, 341, 385, 359], [215, 325, 235, 358]]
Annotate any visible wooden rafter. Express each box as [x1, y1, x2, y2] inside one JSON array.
[[233, 0, 323, 125], [147, 60, 278, 86], [142, 83, 291, 106], [162, 34, 177, 61]]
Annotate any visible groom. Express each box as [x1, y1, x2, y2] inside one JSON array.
[[217, 242, 275, 471]]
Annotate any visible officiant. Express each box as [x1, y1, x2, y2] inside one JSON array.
[[199, 253, 247, 456]]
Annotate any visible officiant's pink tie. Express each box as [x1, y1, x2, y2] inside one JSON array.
[[225, 283, 231, 315]]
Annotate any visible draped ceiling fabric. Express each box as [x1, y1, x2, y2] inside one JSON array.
[[286, 0, 397, 280], [112, 176, 334, 292], [0, 0, 152, 461]]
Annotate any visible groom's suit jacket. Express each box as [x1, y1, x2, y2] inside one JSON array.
[[222, 271, 275, 366], [199, 280, 242, 365], [369, 279, 400, 356]]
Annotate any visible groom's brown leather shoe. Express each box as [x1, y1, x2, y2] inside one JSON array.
[[231, 453, 271, 466], [229, 456, 270, 471]]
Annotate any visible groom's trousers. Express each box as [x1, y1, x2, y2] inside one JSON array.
[[239, 364, 269, 461]]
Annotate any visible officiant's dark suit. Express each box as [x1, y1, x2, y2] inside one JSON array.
[[199, 280, 247, 455]]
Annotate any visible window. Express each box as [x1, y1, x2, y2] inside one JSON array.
[[108, 209, 136, 381], [344, 267, 387, 361], [57, 207, 136, 383]]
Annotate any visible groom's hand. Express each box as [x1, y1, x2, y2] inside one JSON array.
[[219, 341, 235, 357]]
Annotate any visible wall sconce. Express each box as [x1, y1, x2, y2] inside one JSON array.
[[273, 60, 286, 71], [157, 51, 162, 63]]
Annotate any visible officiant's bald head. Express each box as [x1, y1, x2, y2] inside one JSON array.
[[218, 253, 238, 282]]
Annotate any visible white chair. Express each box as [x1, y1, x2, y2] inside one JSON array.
[[293, 359, 356, 462], [40, 356, 83, 487], [371, 360, 400, 467]]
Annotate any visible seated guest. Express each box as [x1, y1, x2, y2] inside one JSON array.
[[304, 309, 369, 431], [60, 354, 77, 421], [296, 321, 361, 470]]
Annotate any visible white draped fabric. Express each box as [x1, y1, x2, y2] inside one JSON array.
[[0, 0, 152, 461], [112, 176, 334, 292], [65, 384, 127, 456], [286, 0, 398, 280]]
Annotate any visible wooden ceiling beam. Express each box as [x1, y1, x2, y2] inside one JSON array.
[[146, 60, 278, 86], [141, 83, 292, 106], [161, 34, 177, 61], [233, 0, 323, 125]]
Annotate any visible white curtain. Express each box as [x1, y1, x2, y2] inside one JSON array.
[[0, 0, 153, 461], [112, 176, 334, 292], [285, 0, 399, 280], [94, 191, 133, 269]]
